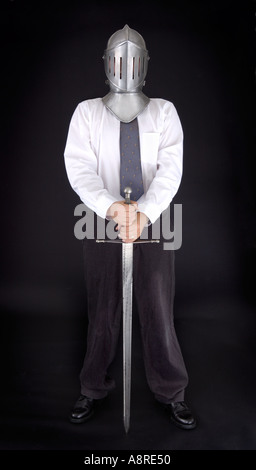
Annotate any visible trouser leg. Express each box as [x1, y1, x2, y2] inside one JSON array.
[[79, 238, 122, 399], [79, 208, 188, 403], [133, 240, 189, 404]]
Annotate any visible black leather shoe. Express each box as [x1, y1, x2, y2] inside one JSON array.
[[165, 401, 197, 430], [70, 395, 95, 424]]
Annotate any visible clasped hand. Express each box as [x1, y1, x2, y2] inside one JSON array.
[[107, 201, 148, 243]]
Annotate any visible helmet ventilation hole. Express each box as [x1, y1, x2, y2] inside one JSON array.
[[132, 57, 135, 79]]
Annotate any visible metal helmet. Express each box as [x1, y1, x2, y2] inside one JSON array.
[[103, 24, 149, 93]]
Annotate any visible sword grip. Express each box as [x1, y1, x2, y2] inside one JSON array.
[[124, 186, 132, 205]]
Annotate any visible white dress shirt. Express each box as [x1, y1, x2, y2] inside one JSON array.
[[64, 97, 183, 224]]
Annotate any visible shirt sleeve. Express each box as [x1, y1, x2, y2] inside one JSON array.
[[64, 102, 117, 219], [137, 102, 183, 224]]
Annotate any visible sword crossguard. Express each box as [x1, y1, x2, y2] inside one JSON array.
[[124, 186, 132, 205]]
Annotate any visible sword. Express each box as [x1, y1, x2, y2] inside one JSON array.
[[96, 187, 159, 433], [122, 187, 160, 433], [122, 186, 134, 434]]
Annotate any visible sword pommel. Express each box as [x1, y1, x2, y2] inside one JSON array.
[[124, 186, 132, 205]]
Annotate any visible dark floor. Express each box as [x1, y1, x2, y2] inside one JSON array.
[[0, 283, 256, 454]]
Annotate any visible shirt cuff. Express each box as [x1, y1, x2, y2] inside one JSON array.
[[95, 194, 118, 219], [137, 201, 161, 225]]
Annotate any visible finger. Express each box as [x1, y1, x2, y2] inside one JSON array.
[[130, 204, 138, 213], [119, 226, 126, 238], [125, 215, 137, 226], [127, 207, 138, 221], [123, 203, 137, 213], [123, 230, 137, 243], [120, 226, 134, 240]]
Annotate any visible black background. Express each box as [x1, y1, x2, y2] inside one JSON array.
[[0, 0, 256, 453]]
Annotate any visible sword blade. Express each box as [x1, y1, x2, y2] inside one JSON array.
[[122, 241, 133, 434]]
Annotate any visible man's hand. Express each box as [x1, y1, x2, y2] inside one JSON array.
[[118, 212, 149, 243], [107, 202, 148, 242], [107, 201, 138, 230]]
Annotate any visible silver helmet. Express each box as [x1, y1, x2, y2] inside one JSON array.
[[102, 25, 150, 122], [103, 24, 149, 93]]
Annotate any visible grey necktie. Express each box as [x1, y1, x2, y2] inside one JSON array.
[[120, 118, 144, 201]]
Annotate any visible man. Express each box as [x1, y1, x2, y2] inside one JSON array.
[[64, 25, 196, 430]]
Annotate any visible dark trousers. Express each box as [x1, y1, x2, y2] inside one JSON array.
[[79, 214, 188, 404]]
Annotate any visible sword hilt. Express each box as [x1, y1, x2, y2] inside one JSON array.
[[124, 186, 132, 205]]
